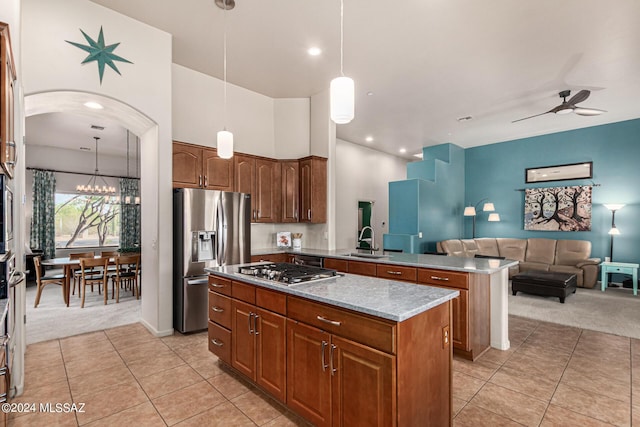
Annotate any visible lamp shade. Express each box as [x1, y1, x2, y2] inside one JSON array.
[[483, 203, 495, 212], [608, 226, 620, 235], [463, 206, 476, 216], [488, 213, 501, 222], [330, 76, 355, 124], [217, 130, 234, 159], [604, 204, 625, 211]]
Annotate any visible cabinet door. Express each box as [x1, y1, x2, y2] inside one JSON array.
[[231, 300, 256, 379], [324, 258, 348, 273], [0, 23, 16, 178], [281, 161, 299, 222], [255, 159, 281, 223], [172, 142, 203, 188], [255, 308, 286, 403], [299, 157, 327, 223], [331, 335, 395, 427], [421, 283, 469, 352], [202, 148, 234, 191], [287, 320, 332, 427], [234, 154, 256, 219]]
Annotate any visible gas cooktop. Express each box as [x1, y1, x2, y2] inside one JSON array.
[[237, 262, 337, 285]]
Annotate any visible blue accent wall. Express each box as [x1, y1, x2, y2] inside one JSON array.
[[465, 118, 640, 264]]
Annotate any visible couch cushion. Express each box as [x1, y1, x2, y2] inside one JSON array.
[[526, 238, 557, 264], [439, 240, 465, 257], [554, 240, 591, 266], [549, 264, 584, 286], [519, 261, 551, 272], [496, 238, 527, 261], [475, 238, 500, 257], [461, 240, 479, 257]]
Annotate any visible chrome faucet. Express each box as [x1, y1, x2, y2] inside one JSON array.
[[357, 226, 379, 253]]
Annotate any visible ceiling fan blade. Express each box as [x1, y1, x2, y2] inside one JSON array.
[[574, 107, 606, 116], [512, 110, 553, 123], [567, 89, 590, 105]]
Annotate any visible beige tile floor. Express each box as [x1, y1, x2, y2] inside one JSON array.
[[11, 315, 639, 426]]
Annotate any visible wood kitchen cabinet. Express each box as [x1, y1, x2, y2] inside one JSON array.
[[234, 154, 282, 223], [287, 320, 394, 427], [299, 156, 327, 223], [280, 160, 299, 223], [172, 141, 233, 190], [417, 268, 489, 361], [0, 22, 17, 178]]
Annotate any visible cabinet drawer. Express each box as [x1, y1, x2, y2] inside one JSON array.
[[208, 321, 231, 364], [288, 296, 396, 354], [232, 281, 256, 304], [417, 268, 469, 290], [348, 260, 377, 277], [324, 258, 348, 273], [606, 266, 634, 274], [209, 276, 232, 296], [209, 291, 232, 329], [376, 264, 417, 282], [256, 287, 287, 315]]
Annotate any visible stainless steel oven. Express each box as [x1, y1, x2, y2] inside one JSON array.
[[0, 175, 13, 255]]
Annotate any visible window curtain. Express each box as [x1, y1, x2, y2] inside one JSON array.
[[119, 178, 140, 250], [30, 170, 56, 259]]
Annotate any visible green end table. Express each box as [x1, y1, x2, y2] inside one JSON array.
[[600, 261, 639, 296]]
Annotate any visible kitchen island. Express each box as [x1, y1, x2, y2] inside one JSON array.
[[206, 264, 459, 426], [253, 248, 518, 355]]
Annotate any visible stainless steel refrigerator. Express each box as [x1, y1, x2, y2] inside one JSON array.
[[173, 188, 251, 333]]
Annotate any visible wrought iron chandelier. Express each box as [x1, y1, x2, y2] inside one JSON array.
[[76, 136, 116, 195]]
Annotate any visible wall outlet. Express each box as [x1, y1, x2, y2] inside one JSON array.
[[418, 231, 423, 238]]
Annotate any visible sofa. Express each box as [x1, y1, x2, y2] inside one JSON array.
[[436, 238, 601, 288]]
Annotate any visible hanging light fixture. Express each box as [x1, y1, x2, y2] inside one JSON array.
[[216, 0, 234, 159], [76, 136, 116, 195], [330, 0, 355, 124]]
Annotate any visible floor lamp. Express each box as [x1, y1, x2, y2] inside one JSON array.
[[604, 204, 624, 287], [463, 199, 496, 238]]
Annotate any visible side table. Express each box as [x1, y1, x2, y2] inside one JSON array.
[[600, 261, 639, 296]]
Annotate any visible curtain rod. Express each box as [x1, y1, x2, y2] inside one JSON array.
[[515, 183, 601, 192], [26, 166, 140, 180]]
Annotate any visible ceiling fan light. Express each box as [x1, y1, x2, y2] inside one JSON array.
[[217, 130, 234, 159], [555, 106, 573, 115]]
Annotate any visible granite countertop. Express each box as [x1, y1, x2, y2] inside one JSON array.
[[252, 247, 518, 275], [206, 264, 459, 322]]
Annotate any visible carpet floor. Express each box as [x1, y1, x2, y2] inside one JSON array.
[[509, 280, 640, 339], [25, 281, 141, 344]]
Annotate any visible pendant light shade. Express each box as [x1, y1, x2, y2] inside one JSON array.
[[217, 130, 234, 159], [330, 76, 355, 124]]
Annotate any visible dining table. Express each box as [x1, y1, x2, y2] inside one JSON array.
[[40, 256, 116, 307]]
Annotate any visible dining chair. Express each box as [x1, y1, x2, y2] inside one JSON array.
[[33, 256, 66, 308], [69, 251, 95, 297], [110, 254, 140, 301], [79, 257, 110, 308], [100, 250, 120, 278]]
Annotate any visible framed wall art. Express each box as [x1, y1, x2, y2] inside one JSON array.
[[525, 162, 593, 184]]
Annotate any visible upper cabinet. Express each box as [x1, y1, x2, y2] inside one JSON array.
[[234, 154, 281, 223], [280, 160, 299, 223], [172, 141, 233, 191], [299, 157, 327, 223], [172, 141, 326, 224], [0, 23, 17, 178]]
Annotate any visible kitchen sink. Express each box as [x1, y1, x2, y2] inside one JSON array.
[[342, 252, 390, 259]]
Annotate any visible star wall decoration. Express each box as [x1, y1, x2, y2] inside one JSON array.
[[66, 26, 133, 84]]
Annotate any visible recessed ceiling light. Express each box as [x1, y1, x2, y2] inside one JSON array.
[[365, 136, 373, 142], [307, 47, 322, 56], [413, 152, 423, 159], [367, 92, 374, 96], [84, 101, 103, 110], [399, 148, 407, 154]]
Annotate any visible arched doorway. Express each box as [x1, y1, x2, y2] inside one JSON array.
[[24, 90, 172, 338]]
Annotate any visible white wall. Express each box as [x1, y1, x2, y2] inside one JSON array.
[[22, 0, 173, 338], [274, 98, 310, 159], [335, 139, 408, 250]]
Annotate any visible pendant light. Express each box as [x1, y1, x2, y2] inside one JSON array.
[[216, 0, 234, 159], [330, 0, 355, 124], [76, 137, 116, 195]]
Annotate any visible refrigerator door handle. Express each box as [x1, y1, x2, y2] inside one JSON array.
[[186, 278, 209, 286], [216, 199, 225, 263]]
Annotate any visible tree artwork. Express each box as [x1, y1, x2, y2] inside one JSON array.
[[524, 186, 592, 231]]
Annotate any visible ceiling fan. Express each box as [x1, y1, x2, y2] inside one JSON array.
[[512, 89, 606, 123]]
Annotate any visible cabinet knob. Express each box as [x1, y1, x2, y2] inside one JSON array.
[[198, 175, 203, 187]]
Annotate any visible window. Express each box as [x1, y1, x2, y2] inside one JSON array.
[[54, 193, 120, 248]]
